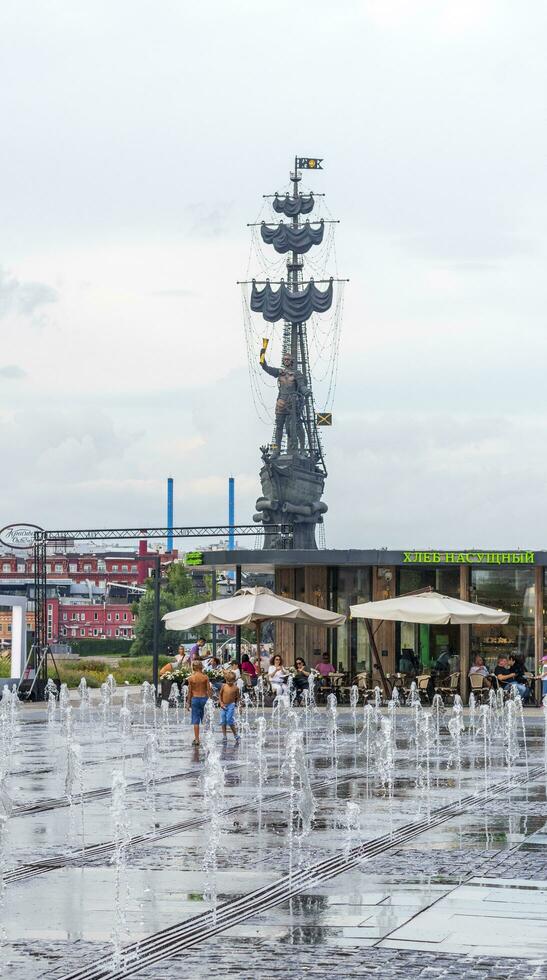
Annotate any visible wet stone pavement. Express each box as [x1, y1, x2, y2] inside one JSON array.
[[1, 685, 547, 978]]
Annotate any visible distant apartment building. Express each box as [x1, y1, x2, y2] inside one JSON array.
[[0, 598, 136, 645], [0, 545, 178, 588], [0, 543, 180, 647]]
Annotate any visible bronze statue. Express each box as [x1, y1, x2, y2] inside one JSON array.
[[259, 346, 310, 456]]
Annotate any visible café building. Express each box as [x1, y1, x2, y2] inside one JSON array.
[[199, 548, 542, 696]]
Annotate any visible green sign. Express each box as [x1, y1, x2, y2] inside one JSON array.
[[403, 551, 535, 565], [185, 551, 204, 566]]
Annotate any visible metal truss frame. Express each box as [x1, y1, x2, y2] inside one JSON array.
[[23, 522, 292, 700]]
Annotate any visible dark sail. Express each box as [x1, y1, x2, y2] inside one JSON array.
[[260, 220, 324, 254], [250, 279, 333, 323], [272, 193, 315, 217]]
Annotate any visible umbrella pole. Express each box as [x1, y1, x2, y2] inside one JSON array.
[[256, 621, 261, 678], [364, 618, 392, 699]]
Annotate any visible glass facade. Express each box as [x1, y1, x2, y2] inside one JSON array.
[[471, 567, 535, 672], [271, 558, 541, 690], [396, 568, 460, 677], [328, 567, 371, 676]]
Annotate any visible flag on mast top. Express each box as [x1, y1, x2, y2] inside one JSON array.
[[297, 157, 323, 169]]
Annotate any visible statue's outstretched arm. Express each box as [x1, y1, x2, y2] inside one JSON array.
[[259, 339, 280, 378]]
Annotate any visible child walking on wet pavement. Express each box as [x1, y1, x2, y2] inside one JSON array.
[[219, 670, 240, 744], [186, 660, 212, 746]]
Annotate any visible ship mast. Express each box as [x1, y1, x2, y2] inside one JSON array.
[[287, 156, 325, 472]]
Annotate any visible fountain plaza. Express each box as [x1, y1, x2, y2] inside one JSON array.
[[1, 678, 547, 979]]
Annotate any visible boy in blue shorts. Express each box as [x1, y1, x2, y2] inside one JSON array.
[[219, 670, 240, 744], [187, 660, 212, 746]]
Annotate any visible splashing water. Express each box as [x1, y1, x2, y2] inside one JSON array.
[[416, 711, 432, 823], [59, 683, 70, 730], [202, 730, 225, 922], [349, 685, 359, 742], [360, 703, 375, 795], [111, 769, 130, 971], [180, 684, 188, 724], [100, 682, 111, 733], [344, 800, 361, 860], [159, 700, 170, 748], [256, 716, 268, 829], [142, 731, 159, 823], [477, 703, 492, 798], [65, 729, 85, 852], [327, 693, 338, 783], [377, 716, 394, 833], [286, 729, 316, 887], [141, 681, 156, 728], [448, 702, 464, 803]]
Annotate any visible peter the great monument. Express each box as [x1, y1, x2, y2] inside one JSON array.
[[242, 155, 345, 549]]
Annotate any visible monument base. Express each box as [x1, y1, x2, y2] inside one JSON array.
[[254, 451, 327, 550]]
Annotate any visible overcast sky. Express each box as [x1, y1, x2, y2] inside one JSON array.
[[1, 0, 546, 550]]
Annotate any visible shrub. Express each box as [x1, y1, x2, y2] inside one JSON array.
[[68, 638, 133, 658], [53, 655, 170, 688]]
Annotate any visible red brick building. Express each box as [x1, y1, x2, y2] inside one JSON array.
[[0, 545, 178, 587], [48, 598, 136, 642]]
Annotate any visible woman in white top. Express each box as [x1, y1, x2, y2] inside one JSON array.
[[268, 654, 289, 698]]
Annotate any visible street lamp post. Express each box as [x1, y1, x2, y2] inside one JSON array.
[[152, 555, 161, 697]]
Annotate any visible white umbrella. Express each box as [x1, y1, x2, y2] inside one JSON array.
[[350, 591, 509, 625], [350, 589, 509, 698], [163, 586, 346, 630]]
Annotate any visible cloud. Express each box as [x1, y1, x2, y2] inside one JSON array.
[[0, 269, 58, 318], [184, 202, 234, 238], [152, 289, 195, 298], [0, 364, 26, 379]]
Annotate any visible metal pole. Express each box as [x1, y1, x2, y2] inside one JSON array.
[[235, 564, 242, 663], [364, 617, 392, 698], [152, 555, 161, 696], [212, 569, 217, 659], [290, 159, 300, 368], [167, 477, 174, 553], [228, 477, 235, 551]]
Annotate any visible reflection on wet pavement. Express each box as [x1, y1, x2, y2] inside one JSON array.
[[1, 688, 547, 978]]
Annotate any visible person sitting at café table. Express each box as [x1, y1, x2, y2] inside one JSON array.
[[208, 656, 223, 692], [240, 653, 258, 687], [292, 658, 311, 704], [468, 655, 493, 687], [315, 653, 335, 684], [159, 645, 185, 678], [399, 648, 418, 675], [494, 654, 529, 702], [268, 655, 289, 698]]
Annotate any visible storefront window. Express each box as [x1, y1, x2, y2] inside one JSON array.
[[329, 567, 371, 676], [471, 568, 535, 672], [396, 568, 460, 677]]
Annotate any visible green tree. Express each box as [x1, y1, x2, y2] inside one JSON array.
[[130, 563, 211, 657]]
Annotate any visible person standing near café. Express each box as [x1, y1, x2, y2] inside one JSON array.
[[187, 637, 206, 663]]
